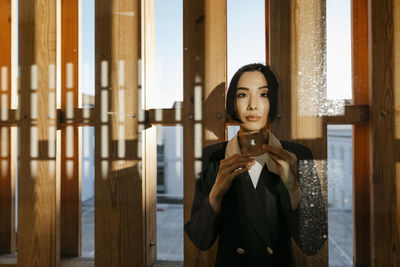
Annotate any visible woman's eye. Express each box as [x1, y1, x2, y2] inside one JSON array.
[[236, 93, 247, 98], [260, 92, 269, 97]]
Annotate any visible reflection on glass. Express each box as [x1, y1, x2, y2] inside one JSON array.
[[327, 0, 352, 100], [156, 126, 183, 262], [151, 0, 183, 109], [328, 125, 353, 267], [81, 126, 95, 258], [227, 0, 265, 82]]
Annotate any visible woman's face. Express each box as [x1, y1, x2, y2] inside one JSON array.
[[235, 70, 270, 132]]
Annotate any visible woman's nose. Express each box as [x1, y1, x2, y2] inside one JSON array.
[[247, 97, 257, 110]]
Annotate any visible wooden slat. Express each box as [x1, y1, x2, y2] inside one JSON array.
[[142, 0, 157, 265], [60, 0, 80, 257], [60, 258, 93, 267], [325, 105, 369, 124], [2, 256, 95, 267], [58, 108, 95, 127], [95, 0, 144, 266], [352, 0, 370, 266], [0, 110, 17, 126], [148, 108, 181, 126], [270, 0, 328, 266], [18, 0, 58, 266], [203, 0, 226, 146], [265, 0, 270, 65], [183, 0, 205, 265], [369, 0, 400, 266], [269, 0, 292, 141], [143, 127, 157, 266], [0, 0, 14, 255], [183, 0, 226, 266]]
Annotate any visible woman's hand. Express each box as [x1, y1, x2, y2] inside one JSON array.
[[209, 154, 255, 214], [262, 144, 302, 210]]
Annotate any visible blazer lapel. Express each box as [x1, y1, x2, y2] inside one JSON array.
[[233, 171, 272, 246]]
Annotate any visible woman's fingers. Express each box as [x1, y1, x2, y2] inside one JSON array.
[[262, 144, 297, 164], [227, 164, 251, 181], [225, 159, 254, 174], [220, 153, 252, 168]]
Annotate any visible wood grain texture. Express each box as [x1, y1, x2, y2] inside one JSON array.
[[95, 0, 144, 266], [369, 0, 400, 266], [265, 0, 270, 65], [148, 108, 182, 126], [60, 0, 80, 257], [183, 0, 226, 266], [269, 0, 292, 142], [352, 0, 370, 266], [325, 105, 369, 124], [269, 0, 328, 266], [18, 0, 58, 266], [142, 1, 157, 265], [183, 0, 207, 265], [143, 127, 157, 267], [204, 0, 226, 146], [0, 0, 14, 255]]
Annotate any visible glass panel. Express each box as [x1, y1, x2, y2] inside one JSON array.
[[80, 0, 95, 98], [79, 0, 95, 258], [149, 0, 183, 109], [81, 126, 95, 258], [326, 0, 352, 100], [227, 0, 265, 82], [156, 126, 183, 262], [328, 125, 353, 267]]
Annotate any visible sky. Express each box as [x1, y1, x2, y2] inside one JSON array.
[[80, 0, 352, 107]]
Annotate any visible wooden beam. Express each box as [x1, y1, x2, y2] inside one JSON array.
[[58, 108, 95, 127], [18, 0, 58, 266], [183, 0, 226, 266], [0, 0, 14, 255], [60, 0, 80, 257], [352, 0, 371, 266], [369, 0, 400, 265], [142, 0, 157, 265], [269, 0, 292, 141], [270, 0, 328, 266], [95, 0, 144, 266], [148, 108, 182, 126], [265, 0, 270, 65], [325, 105, 369, 124]]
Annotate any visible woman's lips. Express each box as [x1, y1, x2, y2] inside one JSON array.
[[245, 115, 261, 122]]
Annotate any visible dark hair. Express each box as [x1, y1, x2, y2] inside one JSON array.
[[226, 63, 279, 123]]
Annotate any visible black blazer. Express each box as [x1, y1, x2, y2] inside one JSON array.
[[184, 141, 327, 267]]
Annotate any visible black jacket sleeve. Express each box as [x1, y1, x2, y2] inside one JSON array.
[[184, 143, 226, 250], [277, 143, 328, 256]]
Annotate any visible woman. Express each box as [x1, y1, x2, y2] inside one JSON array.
[[184, 63, 327, 266]]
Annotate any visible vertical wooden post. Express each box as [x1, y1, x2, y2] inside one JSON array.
[[183, 0, 226, 266], [352, 0, 370, 266], [369, 0, 400, 265], [0, 0, 14, 255], [265, 0, 270, 66], [95, 0, 144, 266], [142, 0, 157, 265], [269, 0, 292, 141], [270, 0, 328, 266], [203, 0, 226, 146], [18, 0, 58, 266], [60, 0, 80, 257]]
